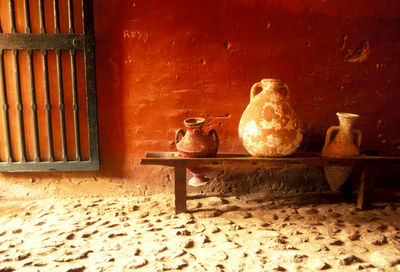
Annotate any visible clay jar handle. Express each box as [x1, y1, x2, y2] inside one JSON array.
[[323, 125, 340, 150], [353, 129, 362, 148], [208, 129, 219, 151], [278, 82, 291, 98], [175, 129, 185, 144], [250, 82, 263, 102], [250, 81, 290, 101]]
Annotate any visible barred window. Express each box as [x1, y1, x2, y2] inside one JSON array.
[[0, 0, 99, 172]]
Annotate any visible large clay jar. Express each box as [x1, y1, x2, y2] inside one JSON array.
[[175, 117, 219, 186], [238, 79, 302, 157], [321, 112, 362, 191]]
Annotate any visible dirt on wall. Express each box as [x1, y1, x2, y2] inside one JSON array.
[[1, 0, 400, 198]]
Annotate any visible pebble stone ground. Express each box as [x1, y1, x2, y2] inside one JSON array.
[[1, 189, 400, 272]]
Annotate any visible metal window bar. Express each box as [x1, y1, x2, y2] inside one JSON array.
[[8, 0, 16, 33], [67, 0, 74, 34], [39, 0, 45, 34], [23, 0, 31, 34], [55, 49, 67, 162], [27, 50, 40, 162], [0, 50, 12, 163], [42, 49, 55, 162], [0, 0, 99, 172], [12, 49, 27, 163], [70, 49, 81, 161], [53, 0, 60, 34]]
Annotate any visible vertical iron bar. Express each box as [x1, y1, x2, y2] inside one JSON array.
[[56, 50, 67, 161], [0, 50, 12, 163], [53, 0, 60, 33], [41, 50, 54, 161], [27, 50, 40, 162], [12, 50, 26, 162], [38, 0, 45, 33], [8, 0, 16, 33], [67, 0, 74, 34], [82, 0, 99, 165], [70, 50, 81, 161], [23, 0, 31, 33]]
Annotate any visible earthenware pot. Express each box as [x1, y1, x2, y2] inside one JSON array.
[[238, 79, 303, 157], [175, 117, 219, 186], [322, 112, 362, 191]]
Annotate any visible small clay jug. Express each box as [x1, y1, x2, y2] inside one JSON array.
[[238, 79, 302, 157], [175, 117, 219, 186], [322, 112, 362, 191]]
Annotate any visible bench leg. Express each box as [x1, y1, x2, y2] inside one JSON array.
[[341, 167, 356, 199], [174, 166, 187, 213], [357, 167, 374, 210], [341, 166, 361, 199]]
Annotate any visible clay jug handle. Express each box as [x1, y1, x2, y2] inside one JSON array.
[[250, 82, 263, 102], [208, 129, 219, 151], [323, 125, 339, 150], [175, 129, 185, 144], [353, 129, 362, 149], [279, 82, 291, 98]]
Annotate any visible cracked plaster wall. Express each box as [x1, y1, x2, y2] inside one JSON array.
[[1, 0, 400, 198]]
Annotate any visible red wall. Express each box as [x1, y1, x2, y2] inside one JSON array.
[[95, 0, 400, 178], [1, 0, 400, 193]]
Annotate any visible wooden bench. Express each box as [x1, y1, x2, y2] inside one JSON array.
[[140, 152, 400, 213]]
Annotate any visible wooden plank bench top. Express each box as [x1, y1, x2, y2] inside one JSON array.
[[140, 152, 400, 213]]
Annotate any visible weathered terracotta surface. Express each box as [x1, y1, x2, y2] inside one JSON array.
[[175, 118, 219, 158], [239, 79, 302, 157], [175, 117, 219, 187], [322, 112, 362, 191], [322, 112, 362, 158]]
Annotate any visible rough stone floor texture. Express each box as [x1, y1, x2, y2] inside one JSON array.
[[1, 188, 400, 272]]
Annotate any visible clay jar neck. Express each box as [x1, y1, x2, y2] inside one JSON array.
[[337, 112, 358, 133], [261, 78, 280, 89], [260, 79, 287, 96], [184, 118, 205, 135], [336, 112, 359, 145]]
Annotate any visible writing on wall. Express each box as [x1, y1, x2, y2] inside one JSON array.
[[123, 30, 149, 43]]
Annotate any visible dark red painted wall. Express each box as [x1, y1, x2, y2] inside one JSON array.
[[95, 0, 400, 178], [1, 0, 400, 193]]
